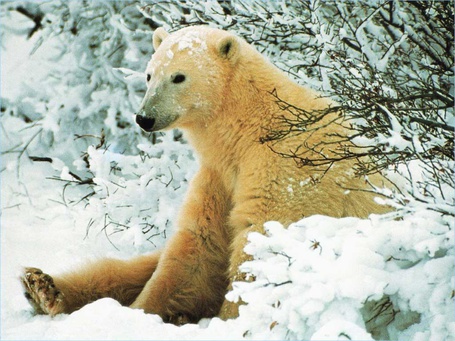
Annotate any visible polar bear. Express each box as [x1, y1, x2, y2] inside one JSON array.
[[21, 26, 389, 323]]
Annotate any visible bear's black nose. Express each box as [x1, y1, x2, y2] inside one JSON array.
[[136, 115, 156, 132]]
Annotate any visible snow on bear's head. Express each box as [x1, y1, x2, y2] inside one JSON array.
[[136, 26, 241, 132]]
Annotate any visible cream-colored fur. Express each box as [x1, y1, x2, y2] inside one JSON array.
[[21, 26, 389, 323]]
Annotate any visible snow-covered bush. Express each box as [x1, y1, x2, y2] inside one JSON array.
[[1, 0, 453, 340], [1, 0, 197, 247], [2, 1, 154, 158], [60, 133, 196, 252], [229, 212, 454, 340]]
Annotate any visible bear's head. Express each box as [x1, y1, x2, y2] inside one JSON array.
[[136, 26, 241, 132]]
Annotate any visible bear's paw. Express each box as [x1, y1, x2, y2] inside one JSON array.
[[21, 267, 65, 316]]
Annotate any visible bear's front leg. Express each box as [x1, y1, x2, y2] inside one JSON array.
[[130, 168, 232, 323], [218, 223, 264, 320]]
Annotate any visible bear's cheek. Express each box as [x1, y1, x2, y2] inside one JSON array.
[[189, 94, 210, 111]]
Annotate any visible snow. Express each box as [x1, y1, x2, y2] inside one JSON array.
[[1, 2, 454, 341], [163, 30, 208, 55]]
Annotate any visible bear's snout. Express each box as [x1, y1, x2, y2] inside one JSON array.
[[136, 115, 156, 132]]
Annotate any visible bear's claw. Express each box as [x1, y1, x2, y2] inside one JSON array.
[[21, 267, 65, 316]]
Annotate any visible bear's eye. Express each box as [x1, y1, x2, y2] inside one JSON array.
[[172, 74, 186, 84], [146, 74, 151, 82]]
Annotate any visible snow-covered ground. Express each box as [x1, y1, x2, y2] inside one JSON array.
[[1, 3, 454, 340]]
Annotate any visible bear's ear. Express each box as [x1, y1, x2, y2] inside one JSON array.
[[217, 35, 240, 63], [153, 27, 169, 50]]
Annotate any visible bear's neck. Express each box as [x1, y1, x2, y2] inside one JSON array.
[[183, 50, 314, 177]]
